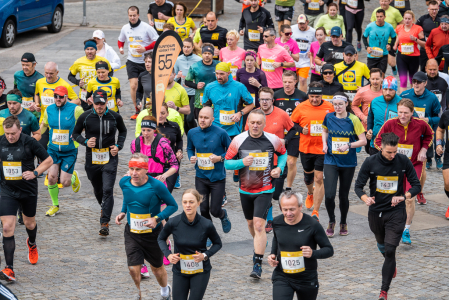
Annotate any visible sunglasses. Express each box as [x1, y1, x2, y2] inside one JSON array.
[[412, 80, 424, 84], [94, 102, 106, 105], [54, 95, 66, 99], [263, 35, 272, 38], [284, 32, 292, 36], [322, 72, 333, 75]]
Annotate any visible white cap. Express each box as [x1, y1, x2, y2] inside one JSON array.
[[92, 30, 105, 39]]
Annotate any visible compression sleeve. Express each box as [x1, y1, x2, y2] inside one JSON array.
[[404, 158, 422, 198], [293, 122, 303, 135], [157, 220, 174, 258], [157, 186, 178, 220], [390, 37, 397, 47], [145, 41, 156, 51], [68, 72, 80, 86], [362, 35, 369, 49], [277, 152, 288, 174], [367, 107, 374, 131], [185, 80, 198, 89], [118, 40, 125, 49], [115, 88, 121, 100], [205, 222, 223, 258], [224, 159, 245, 170], [284, 127, 298, 143], [310, 222, 334, 259], [354, 158, 371, 199]]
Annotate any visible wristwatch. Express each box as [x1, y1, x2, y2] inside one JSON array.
[[281, 62, 284, 67], [176, 106, 179, 112], [33, 171, 39, 177], [203, 253, 208, 261], [347, 142, 352, 149], [154, 216, 162, 224], [240, 111, 244, 116], [220, 156, 225, 162]]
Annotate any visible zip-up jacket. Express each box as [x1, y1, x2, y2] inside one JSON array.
[[320, 79, 344, 102], [354, 151, 421, 213], [425, 26, 449, 69], [400, 88, 441, 127], [426, 73, 449, 110], [72, 107, 127, 155], [300, 0, 329, 16], [238, 6, 275, 51]]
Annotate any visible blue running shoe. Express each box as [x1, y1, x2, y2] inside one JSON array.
[[250, 263, 262, 279], [174, 175, 181, 189], [436, 157, 443, 170], [402, 229, 411, 244], [206, 238, 212, 247], [357, 42, 362, 52], [426, 160, 432, 170], [392, 68, 398, 76], [220, 209, 232, 233], [356, 147, 362, 153]]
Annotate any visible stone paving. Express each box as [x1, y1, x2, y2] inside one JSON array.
[[1, 0, 449, 299]]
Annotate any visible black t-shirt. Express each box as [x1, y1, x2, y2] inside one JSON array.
[[438, 110, 449, 153], [148, 1, 174, 35], [271, 214, 333, 286], [158, 120, 183, 153], [427, 75, 448, 110], [416, 14, 440, 44], [199, 26, 228, 60], [316, 41, 351, 65], [392, 0, 411, 14], [0, 134, 49, 198], [0, 94, 7, 111], [273, 88, 308, 117]]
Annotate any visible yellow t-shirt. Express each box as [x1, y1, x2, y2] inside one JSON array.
[[165, 82, 190, 120], [86, 77, 121, 112], [69, 56, 112, 99], [167, 17, 196, 40], [35, 77, 79, 123], [334, 61, 371, 91]]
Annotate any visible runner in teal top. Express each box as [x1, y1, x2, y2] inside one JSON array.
[[363, 13, 397, 59], [0, 93, 40, 137]]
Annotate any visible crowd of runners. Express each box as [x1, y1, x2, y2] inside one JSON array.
[[0, 0, 449, 299]]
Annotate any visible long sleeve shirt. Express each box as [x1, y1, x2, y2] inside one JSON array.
[[400, 88, 441, 128]]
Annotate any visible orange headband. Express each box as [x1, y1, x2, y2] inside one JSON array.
[[128, 160, 148, 169]]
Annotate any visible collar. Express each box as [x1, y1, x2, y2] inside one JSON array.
[[343, 60, 356, 68], [92, 107, 109, 115], [413, 89, 426, 98], [96, 77, 112, 84], [24, 71, 37, 78], [200, 124, 213, 132], [181, 211, 200, 226], [46, 77, 60, 85], [378, 150, 395, 165], [130, 19, 141, 28]]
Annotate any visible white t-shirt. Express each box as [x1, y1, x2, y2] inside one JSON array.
[[118, 21, 159, 64], [291, 25, 317, 68]]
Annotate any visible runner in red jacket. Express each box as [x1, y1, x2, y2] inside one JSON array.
[[425, 17, 449, 70]]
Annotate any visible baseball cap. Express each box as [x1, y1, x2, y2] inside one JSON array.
[[298, 14, 308, 24], [412, 71, 428, 82], [330, 26, 342, 37], [54, 86, 68, 96], [321, 64, 334, 73], [344, 45, 356, 55], [93, 89, 107, 104], [92, 30, 105, 39], [21, 53, 36, 63]]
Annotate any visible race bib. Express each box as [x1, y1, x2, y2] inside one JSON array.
[[129, 44, 142, 58], [180, 254, 204, 275], [370, 47, 384, 58], [107, 98, 116, 110], [2, 162, 22, 180], [154, 19, 165, 31], [281, 251, 305, 274], [197, 153, 214, 170], [346, 91, 356, 101], [341, 0, 347, 4], [130, 213, 152, 234], [332, 137, 349, 154], [21, 97, 34, 110], [310, 120, 323, 136], [297, 41, 308, 51], [398, 144, 413, 159], [92, 148, 110, 165], [347, 0, 358, 7], [325, 36, 332, 42], [401, 43, 414, 55], [248, 152, 269, 171], [213, 46, 219, 59], [219, 110, 235, 126], [80, 90, 87, 101], [52, 129, 70, 145], [436, 93, 443, 102], [394, 0, 405, 8], [41, 96, 54, 107], [248, 29, 260, 42], [230, 65, 238, 80], [414, 107, 425, 118], [314, 64, 322, 74], [376, 176, 398, 194], [262, 58, 275, 72], [322, 95, 333, 104], [308, 0, 319, 10]]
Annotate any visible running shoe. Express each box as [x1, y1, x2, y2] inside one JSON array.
[[417, 193, 427, 205], [163, 241, 171, 265], [402, 229, 411, 244], [426, 160, 432, 170], [340, 224, 348, 236], [436, 157, 443, 170], [250, 263, 262, 279], [206, 238, 212, 247], [311, 210, 319, 222], [357, 42, 362, 52], [45, 205, 59, 217], [220, 209, 232, 233], [265, 220, 273, 234], [174, 175, 181, 189], [17, 213, 24, 225], [161, 284, 172, 300], [446, 206, 449, 219], [326, 222, 335, 237], [0, 268, 15, 282], [378, 290, 388, 300], [233, 170, 239, 182], [99, 223, 109, 236], [392, 68, 397, 76], [27, 238, 39, 265], [130, 113, 139, 120], [222, 193, 227, 207], [305, 193, 314, 209], [141, 264, 150, 278], [72, 170, 81, 193]]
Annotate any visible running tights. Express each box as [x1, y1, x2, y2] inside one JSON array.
[[346, 9, 364, 44], [397, 52, 420, 88], [196, 177, 226, 220], [381, 243, 397, 292], [172, 271, 210, 300], [323, 165, 355, 224], [272, 280, 318, 300]]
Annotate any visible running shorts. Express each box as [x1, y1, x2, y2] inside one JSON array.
[[275, 5, 294, 22], [124, 223, 164, 267], [444, 152, 449, 170], [47, 148, 78, 174], [126, 60, 146, 80], [296, 67, 310, 79], [287, 136, 300, 158], [0, 195, 37, 217], [299, 152, 324, 172], [368, 208, 406, 247], [240, 192, 272, 220]]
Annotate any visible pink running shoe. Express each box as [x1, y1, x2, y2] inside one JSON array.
[[163, 241, 172, 265], [141, 264, 150, 278]]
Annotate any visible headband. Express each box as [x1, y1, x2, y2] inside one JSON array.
[[6, 94, 22, 104], [333, 95, 348, 102], [245, 51, 257, 59], [96, 63, 108, 70], [141, 120, 157, 130], [84, 40, 98, 50], [129, 160, 149, 169], [216, 62, 230, 73], [308, 87, 323, 95], [202, 45, 214, 54], [441, 18, 449, 24], [0, 79, 5, 90]]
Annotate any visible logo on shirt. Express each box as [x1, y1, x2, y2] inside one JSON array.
[[7, 153, 13, 161], [211, 33, 219, 40], [343, 70, 356, 83], [298, 230, 304, 233], [295, 101, 300, 106]]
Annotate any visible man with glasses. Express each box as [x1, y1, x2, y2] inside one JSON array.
[[315, 26, 351, 67], [238, 0, 274, 51], [425, 14, 449, 72], [257, 28, 295, 91], [363, 9, 397, 74], [275, 25, 299, 75], [291, 14, 316, 93], [319, 64, 343, 104], [416, 1, 440, 71]]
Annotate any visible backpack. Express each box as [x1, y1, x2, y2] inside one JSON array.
[[135, 134, 167, 167]]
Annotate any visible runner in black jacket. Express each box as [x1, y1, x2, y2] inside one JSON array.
[[238, 2, 275, 51], [319, 64, 344, 103]]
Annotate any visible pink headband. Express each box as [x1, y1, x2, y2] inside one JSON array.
[[245, 51, 257, 59]]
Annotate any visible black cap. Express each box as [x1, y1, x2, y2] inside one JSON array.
[[21, 53, 36, 63], [321, 64, 334, 73], [413, 71, 428, 82], [93, 89, 107, 104], [344, 45, 356, 55], [95, 61, 109, 70]]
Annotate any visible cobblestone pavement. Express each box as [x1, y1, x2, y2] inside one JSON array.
[[1, 0, 449, 299]]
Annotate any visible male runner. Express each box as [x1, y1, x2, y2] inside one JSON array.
[[315, 26, 351, 66], [68, 39, 112, 111], [40, 86, 83, 217], [416, 1, 440, 71], [0, 116, 53, 282], [147, 0, 173, 35], [238, 0, 274, 51], [194, 12, 228, 60], [375, 99, 433, 245], [118, 6, 159, 119], [355, 132, 421, 300], [425, 14, 449, 72], [426, 59, 448, 110], [72, 90, 127, 236], [165, 70, 190, 121], [290, 82, 334, 221], [116, 153, 178, 300], [13, 53, 43, 112], [436, 109, 449, 218], [225, 109, 287, 279], [274, 0, 295, 32]]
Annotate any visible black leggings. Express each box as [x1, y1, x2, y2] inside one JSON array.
[[339, 3, 347, 30], [196, 176, 226, 220], [172, 271, 210, 300], [346, 9, 364, 44], [272, 279, 318, 300], [396, 52, 420, 89], [323, 164, 355, 224], [381, 243, 397, 292]]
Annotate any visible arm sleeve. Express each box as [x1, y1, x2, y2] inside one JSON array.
[[115, 88, 122, 100], [116, 115, 127, 150], [367, 106, 374, 131], [284, 127, 297, 143], [238, 12, 245, 31], [310, 223, 334, 259], [276, 152, 288, 174], [390, 36, 397, 47], [293, 122, 303, 136], [426, 33, 435, 59], [184, 80, 198, 89], [174, 123, 183, 152], [161, 140, 179, 171], [362, 35, 369, 49], [157, 221, 173, 258], [354, 158, 370, 199], [404, 158, 422, 197], [351, 93, 365, 120], [118, 40, 125, 48], [187, 131, 196, 159], [205, 222, 222, 257], [265, 10, 275, 29], [157, 185, 178, 220], [260, 71, 268, 87], [72, 114, 87, 146], [224, 159, 245, 170], [68, 72, 80, 86]]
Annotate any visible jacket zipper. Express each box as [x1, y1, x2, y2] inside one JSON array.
[[58, 107, 61, 151], [99, 115, 103, 149]]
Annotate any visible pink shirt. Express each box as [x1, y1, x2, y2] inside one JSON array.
[[219, 47, 246, 80], [274, 37, 299, 72], [351, 85, 383, 130], [257, 44, 295, 89], [310, 41, 322, 75]]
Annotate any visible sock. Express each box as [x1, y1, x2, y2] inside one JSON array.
[[160, 285, 169, 297], [285, 187, 292, 191], [445, 189, 449, 198], [404, 225, 411, 231], [48, 183, 59, 206], [267, 206, 273, 222], [26, 225, 37, 245], [254, 253, 264, 265], [392, 66, 397, 72], [3, 236, 15, 268], [135, 106, 140, 113], [71, 174, 76, 185]]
